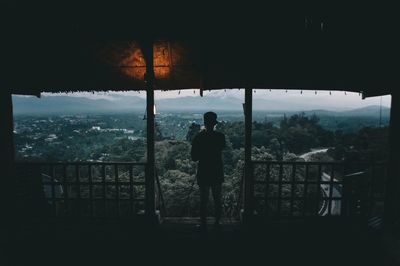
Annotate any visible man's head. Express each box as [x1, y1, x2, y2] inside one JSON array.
[[203, 111, 218, 131]]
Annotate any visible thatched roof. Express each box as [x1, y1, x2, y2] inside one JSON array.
[[3, 3, 398, 97]]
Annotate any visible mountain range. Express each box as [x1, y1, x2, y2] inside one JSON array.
[[12, 94, 390, 117]]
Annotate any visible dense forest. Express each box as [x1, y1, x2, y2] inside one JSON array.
[[158, 114, 388, 216], [14, 112, 389, 217]]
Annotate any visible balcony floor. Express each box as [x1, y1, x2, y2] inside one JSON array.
[[5, 217, 399, 266]]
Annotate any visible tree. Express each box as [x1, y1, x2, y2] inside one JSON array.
[[155, 122, 164, 141]]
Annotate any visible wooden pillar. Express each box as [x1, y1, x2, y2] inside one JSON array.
[[384, 92, 400, 227], [0, 90, 15, 244], [243, 88, 254, 222], [143, 41, 156, 220]]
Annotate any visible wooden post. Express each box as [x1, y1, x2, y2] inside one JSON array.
[[0, 90, 15, 245], [243, 88, 254, 223], [143, 41, 156, 221], [384, 92, 400, 227]]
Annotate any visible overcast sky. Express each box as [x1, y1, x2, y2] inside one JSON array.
[[43, 89, 391, 111]]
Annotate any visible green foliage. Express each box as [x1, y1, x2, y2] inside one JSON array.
[[160, 170, 197, 216], [328, 126, 389, 162], [217, 113, 336, 155], [108, 138, 146, 162], [14, 112, 389, 218]]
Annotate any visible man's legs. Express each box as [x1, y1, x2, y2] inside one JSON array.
[[211, 183, 222, 225], [199, 185, 210, 226]]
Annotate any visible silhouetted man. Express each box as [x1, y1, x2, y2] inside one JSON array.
[[191, 111, 226, 230]]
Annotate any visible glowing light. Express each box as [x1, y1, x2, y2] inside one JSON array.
[[153, 41, 171, 79], [109, 41, 172, 81]]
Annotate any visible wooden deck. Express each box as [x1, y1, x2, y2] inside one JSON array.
[[5, 217, 398, 266]]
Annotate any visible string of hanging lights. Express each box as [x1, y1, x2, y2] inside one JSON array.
[[165, 88, 354, 96]]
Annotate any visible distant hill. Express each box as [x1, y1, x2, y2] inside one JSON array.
[[12, 95, 146, 114], [252, 98, 321, 111], [302, 105, 390, 117], [12, 95, 391, 117], [13, 95, 244, 114], [339, 105, 391, 117], [157, 96, 243, 111]]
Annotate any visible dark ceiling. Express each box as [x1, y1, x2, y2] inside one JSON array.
[[1, 3, 398, 97]]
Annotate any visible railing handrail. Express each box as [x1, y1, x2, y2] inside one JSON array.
[[14, 161, 147, 166], [251, 160, 387, 166], [15, 160, 387, 166]]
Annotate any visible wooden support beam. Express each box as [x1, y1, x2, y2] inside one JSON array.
[[384, 92, 400, 227], [0, 90, 15, 246], [0, 91, 15, 165], [142, 41, 156, 221], [243, 88, 254, 222]]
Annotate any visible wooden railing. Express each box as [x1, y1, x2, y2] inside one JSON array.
[[15, 160, 387, 220], [15, 162, 147, 218], [249, 161, 387, 218]]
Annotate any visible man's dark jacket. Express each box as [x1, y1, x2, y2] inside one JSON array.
[[191, 130, 226, 186]]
